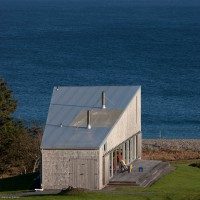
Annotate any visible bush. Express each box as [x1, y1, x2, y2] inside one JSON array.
[[189, 163, 200, 168]]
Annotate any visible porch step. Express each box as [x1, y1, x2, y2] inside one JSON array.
[[108, 182, 138, 186]]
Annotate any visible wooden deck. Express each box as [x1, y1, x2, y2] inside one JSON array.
[[109, 160, 174, 187]]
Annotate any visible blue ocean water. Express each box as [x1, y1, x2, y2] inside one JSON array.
[[0, 0, 200, 138]]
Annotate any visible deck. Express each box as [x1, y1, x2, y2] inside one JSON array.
[[109, 160, 174, 187]]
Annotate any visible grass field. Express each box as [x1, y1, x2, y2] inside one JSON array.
[[116, 161, 200, 200], [0, 161, 200, 200]]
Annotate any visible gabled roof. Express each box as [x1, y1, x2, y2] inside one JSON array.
[[41, 86, 140, 149]]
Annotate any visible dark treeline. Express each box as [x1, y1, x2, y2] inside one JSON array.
[[0, 76, 42, 177]]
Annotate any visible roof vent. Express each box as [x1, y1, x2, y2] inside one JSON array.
[[102, 91, 106, 109], [87, 110, 91, 129], [60, 123, 63, 128], [56, 86, 59, 91]]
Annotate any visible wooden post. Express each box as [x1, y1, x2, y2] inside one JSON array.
[[122, 143, 125, 161], [133, 135, 136, 159], [110, 152, 113, 178], [114, 150, 117, 174], [130, 137, 133, 162], [126, 141, 129, 164]]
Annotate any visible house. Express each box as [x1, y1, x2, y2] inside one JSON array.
[[41, 86, 142, 190]]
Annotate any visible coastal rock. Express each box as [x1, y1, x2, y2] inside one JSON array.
[[142, 139, 200, 161], [142, 139, 200, 151]]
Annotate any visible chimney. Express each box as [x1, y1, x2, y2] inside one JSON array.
[[102, 91, 106, 109], [87, 110, 91, 129]]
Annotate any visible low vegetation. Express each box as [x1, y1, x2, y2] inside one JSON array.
[[142, 139, 200, 161], [143, 149, 200, 161], [189, 162, 200, 168]]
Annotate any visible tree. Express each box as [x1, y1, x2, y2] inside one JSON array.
[[7, 121, 42, 174], [0, 77, 42, 176], [0, 77, 18, 174], [27, 123, 43, 173], [0, 77, 18, 128], [15, 122, 42, 174], [0, 119, 42, 175]]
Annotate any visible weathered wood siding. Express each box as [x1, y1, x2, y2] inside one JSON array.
[[99, 87, 141, 188], [103, 154, 110, 186], [42, 149, 99, 190], [104, 87, 141, 153]]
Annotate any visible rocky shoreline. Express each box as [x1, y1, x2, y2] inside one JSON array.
[[143, 139, 200, 151], [142, 139, 200, 161]]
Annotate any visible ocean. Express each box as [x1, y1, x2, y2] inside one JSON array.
[[0, 0, 200, 138]]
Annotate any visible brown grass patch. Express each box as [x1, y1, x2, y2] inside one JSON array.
[[142, 150, 200, 161]]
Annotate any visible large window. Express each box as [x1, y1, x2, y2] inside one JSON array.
[[108, 135, 138, 178]]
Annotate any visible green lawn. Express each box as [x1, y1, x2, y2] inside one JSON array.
[[0, 161, 200, 200], [117, 161, 200, 200]]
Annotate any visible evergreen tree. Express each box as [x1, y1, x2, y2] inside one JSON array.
[[0, 77, 18, 174], [0, 77, 42, 176], [0, 77, 18, 128]]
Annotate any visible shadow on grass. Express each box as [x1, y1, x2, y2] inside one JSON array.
[[189, 162, 200, 168], [0, 173, 38, 193], [58, 187, 86, 195]]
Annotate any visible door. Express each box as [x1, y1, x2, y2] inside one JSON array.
[[69, 158, 98, 189]]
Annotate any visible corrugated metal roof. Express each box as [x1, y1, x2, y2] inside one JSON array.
[[41, 86, 140, 149]]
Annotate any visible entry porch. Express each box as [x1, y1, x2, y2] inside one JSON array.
[[108, 160, 174, 187]]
